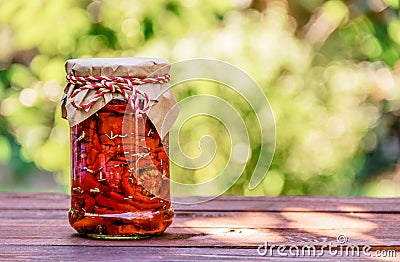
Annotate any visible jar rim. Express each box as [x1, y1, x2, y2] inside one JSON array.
[[65, 57, 170, 78]]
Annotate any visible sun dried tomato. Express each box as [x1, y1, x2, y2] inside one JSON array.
[[69, 99, 173, 238]]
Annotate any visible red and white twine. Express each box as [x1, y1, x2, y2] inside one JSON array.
[[66, 74, 170, 118]]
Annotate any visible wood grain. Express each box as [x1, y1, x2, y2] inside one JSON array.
[[0, 193, 399, 261], [2, 193, 400, 212]]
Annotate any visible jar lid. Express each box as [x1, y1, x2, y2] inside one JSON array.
[[62, 57, 178, 137], [65, 57, 170, 78]]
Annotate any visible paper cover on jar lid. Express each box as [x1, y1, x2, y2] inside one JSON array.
[[61, 57, 179, 138], [65, 57, 170, 78]]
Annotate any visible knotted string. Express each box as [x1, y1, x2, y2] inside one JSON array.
[[66, 74, 170, 119]]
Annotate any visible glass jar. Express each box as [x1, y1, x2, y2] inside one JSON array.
[[62, 58, 177, 239]]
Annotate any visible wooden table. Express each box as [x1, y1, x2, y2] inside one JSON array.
[[0, 193, 399, 261]]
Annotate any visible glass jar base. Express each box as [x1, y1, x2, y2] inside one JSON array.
[[70, 209, 174, 239], [81, 233, 155, 240]]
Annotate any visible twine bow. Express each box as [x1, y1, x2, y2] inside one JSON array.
[[66, 74, 170, 118]]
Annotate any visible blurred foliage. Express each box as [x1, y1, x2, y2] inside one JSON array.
[[0, 0, 400, 196]]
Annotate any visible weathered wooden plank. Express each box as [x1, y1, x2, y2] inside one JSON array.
[[1, 210, 400, 231], [0, 193, 69, 210], [1, 193, 399, 261], [1, 227, 400, 250], [3, 245, 393, 261], [0, 220, 399, 247], [1, 193, 400, 213]]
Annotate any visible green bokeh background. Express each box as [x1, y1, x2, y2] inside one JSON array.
[[0, 0, 400, 197]]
